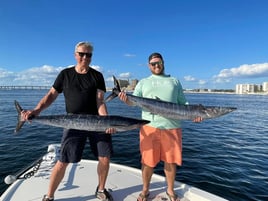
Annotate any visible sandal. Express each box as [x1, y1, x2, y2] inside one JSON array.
[[166, 191, 180, 201], [42, 195, 54, 201], [137, 192, 150, 201], [95, 186, 113, 201]]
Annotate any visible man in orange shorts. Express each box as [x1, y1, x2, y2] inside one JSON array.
[[119, 52, 202, 201]]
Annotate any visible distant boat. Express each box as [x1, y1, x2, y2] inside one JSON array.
[[1, 144, 228, 201]]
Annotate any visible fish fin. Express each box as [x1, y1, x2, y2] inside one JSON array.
[[105, 93, 118, 102], [155, 96, 161, 100], [105, 75, 122, 102], [113, 75, 121, 92], [198, 104, 206, 109], [14, 100, 25, 133]]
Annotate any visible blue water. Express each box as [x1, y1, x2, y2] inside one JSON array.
[[0, 90, 267, 201]]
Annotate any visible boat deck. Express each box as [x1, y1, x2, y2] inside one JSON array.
[[1, 145, 228, 201]]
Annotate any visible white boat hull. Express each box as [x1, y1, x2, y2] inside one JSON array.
[[1, 144, 228, 201]]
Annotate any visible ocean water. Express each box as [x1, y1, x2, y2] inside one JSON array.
[[0, 90, 267, 201]]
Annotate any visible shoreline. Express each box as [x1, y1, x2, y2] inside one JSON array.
[[1, 87, 267, 95], [184, 91, 268, 95]]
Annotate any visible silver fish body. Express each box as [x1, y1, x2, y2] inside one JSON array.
[[14, 100, 150, 133], [120, 95, 236, 120], [105, 76, 237, 120]]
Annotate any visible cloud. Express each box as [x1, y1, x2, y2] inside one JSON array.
[[106, 76, 114, 82], [183, 75, 207, 87], [2, 62, 267, 88], [184, 75, 196, 81], [91, 65, 103, 72], [0, 68, 17, 85], [0, 65, 64, 86], [198, 80, 207, 85], [119, 72, 131, 79], [213, 63, 268, 83], [0, 68, 14, 78], [0, 65, 107, 86], [16, 65, 63, 85], [124, 53, 136, 57]]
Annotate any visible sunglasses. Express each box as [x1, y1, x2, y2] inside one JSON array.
[[77, 52, 92, 58], [150, 61, 162, 66]]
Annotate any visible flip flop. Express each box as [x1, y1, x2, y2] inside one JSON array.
[[166, 191, 180, 201], [137, 192, 150, 201]]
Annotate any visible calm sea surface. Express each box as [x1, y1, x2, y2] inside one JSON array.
[[0, 90, 267, 201]]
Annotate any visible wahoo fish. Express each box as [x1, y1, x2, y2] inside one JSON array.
[[105, 76, 237, 120], [14, 100, 150, 133]]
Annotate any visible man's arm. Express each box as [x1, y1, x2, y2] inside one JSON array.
[[22, 87, 59, 120], [96, 89, 108, 116], [96, 89, 117, 134]]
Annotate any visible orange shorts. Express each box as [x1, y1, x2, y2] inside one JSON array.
[[139, 125, 182, 167]]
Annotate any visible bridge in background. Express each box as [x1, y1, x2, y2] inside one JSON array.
[[0, 86, 50, 90]]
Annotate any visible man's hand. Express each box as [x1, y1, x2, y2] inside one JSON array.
[[21, 110, 39, 121], [193, 116, 203, 123], [105, 127, 117, 134], [118, 92, 128, 102]]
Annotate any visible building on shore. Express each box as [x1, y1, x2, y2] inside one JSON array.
[[236, 82, 268, 94], [263, 82, 268, 92]]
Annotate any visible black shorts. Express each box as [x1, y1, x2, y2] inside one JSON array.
[[59, 129, 113, 163]]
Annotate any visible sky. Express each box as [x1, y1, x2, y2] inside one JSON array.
[[1, 0, 268, 90]]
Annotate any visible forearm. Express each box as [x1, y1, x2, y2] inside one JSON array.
[[97, 89, 108, 115], [98, 102, 108, 115], [34, 88, 58, 115]]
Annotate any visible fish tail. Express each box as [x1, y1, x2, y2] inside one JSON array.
[[105, 75, 122, 102], [14, 100, 25, 133]]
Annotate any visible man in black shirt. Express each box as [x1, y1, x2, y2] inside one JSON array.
[[22, 41, 115, 201]]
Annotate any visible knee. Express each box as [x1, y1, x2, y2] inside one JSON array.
[[164, 162, 176, 171], [55, 161, 69, 170], [98, 157, 110, 166]]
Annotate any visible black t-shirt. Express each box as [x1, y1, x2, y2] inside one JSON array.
[[53, 66, 106, 114]]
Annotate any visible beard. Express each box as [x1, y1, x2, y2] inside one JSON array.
[[151, 65, 165, 75]]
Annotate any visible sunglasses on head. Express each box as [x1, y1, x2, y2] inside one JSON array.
[[77, 52, 92, 58], [150, 61, 162, 66]]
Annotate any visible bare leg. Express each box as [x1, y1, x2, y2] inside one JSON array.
[[164, 162, 178, 200], [97, 156, 110, 190], [141, 164, 153, 196], [46, 161, 69, 198]]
